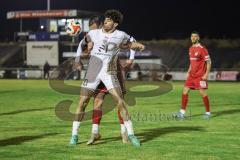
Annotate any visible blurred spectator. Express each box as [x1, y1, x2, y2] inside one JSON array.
[[163, 73, 172, 81], [43, 61, 50, 79], [216, 71, 222, 81], [151, 71, 158, 81], [133, 63, 142, 80], [23, 60, 28, 68]]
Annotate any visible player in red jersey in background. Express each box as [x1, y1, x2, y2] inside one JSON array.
[[177, 31, 211, 120]]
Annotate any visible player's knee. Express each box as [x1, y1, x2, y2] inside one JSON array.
[[183, 87, 189, 94], [81, 95, 90, 101], [94, 98, 103, 110], [79, 96, 90, 105], [182, 91, 187, 95], [117, 99, 125, 108], [118, 109, 129, 121], [182, 90, 187, 95], [199, 90, 207, 97]]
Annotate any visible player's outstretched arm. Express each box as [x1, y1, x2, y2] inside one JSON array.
[[129, 42, 145, 51], [74, 61, 83, 71]]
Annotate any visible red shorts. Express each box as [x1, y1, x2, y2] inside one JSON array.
[[185, 75, 208, 90], [96, 82, 108, 94]]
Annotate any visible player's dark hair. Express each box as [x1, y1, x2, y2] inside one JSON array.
[[104, 9, 123, 24], [191, 31, 200, 36], [89, 16, 102, 27]]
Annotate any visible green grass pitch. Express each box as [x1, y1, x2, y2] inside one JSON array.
[[0, 80, 239, 160]]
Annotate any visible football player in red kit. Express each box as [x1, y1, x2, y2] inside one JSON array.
[[177, 31, 211, 120]]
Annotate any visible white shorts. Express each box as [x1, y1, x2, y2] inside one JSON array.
[[81, 71, 120, 91]]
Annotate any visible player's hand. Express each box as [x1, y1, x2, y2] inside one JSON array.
[[87, 42, 94, 51], [135, 42, 145, 51], [202, 74, 208, 80], [123, 60, 133, 71], [138, 43, 145, 51], [130, 42, 145, 51], [74, 63, 82, 71]]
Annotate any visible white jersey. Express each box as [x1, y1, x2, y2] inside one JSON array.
[[87, 29, 131, 74], [75, 29, 135, 62], [75, 28, 135, 91], [129, 37, 136, 60]]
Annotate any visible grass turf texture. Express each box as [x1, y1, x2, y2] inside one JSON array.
[[0, 80, 239, 160]]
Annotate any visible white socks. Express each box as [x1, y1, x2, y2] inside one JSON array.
[[92, 124, 99, 134], [72, 121, 80, 136], [205, 112, 211, 115], [180, 109, 186, 114], [120, 124, 127, 134], [180, 110, 211, 115], [124, 120, 134, 136], [73, 121, 132, 136]]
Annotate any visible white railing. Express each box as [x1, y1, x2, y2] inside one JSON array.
[[0, 67, 239, 81]]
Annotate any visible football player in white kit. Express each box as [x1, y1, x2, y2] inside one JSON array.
[[70, 9, 145, 147]]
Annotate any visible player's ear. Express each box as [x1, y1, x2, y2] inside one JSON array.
[[114, 23, 118, 28]]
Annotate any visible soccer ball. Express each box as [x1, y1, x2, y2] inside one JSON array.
[[65, 19, 81, 36]]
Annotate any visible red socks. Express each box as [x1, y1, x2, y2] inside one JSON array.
[[118, 110, 124, 124], [181, 94, 188, 110], [202, 96, 210, 112], [181, 93, 210, 113], [92, 109, 102, 124], [92, 109, 124, 125]]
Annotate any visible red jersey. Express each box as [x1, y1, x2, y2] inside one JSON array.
[[189, 44, 210, 78]]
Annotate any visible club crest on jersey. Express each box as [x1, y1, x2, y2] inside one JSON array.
[[194, 52, 199, 56]]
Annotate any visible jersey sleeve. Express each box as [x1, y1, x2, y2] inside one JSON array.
[[75, 40, 83, 57], [85, 30, 93, 43], [129, 49, 135, 60], [75, 30, 95, 62], [74, 40, 84, 63], [129, 37, 136, 60], [122, 32, 131, 45], [202, 47, 210, 61]]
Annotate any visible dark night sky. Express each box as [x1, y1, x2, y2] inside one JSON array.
[[0, 0, 240, 40]]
